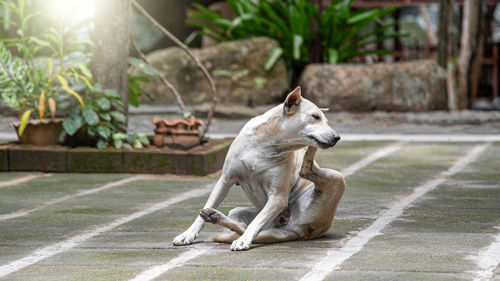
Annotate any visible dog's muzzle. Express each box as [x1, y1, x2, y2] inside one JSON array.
[[309, 135, 341, 148], [331, 135, 341, 146]]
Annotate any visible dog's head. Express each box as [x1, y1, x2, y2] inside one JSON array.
[[281, 86, 340, 149]]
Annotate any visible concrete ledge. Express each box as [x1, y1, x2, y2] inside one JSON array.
[[9, 145, 66, 172], [2, 139, 232, 176], [0, 145, 7, 171]]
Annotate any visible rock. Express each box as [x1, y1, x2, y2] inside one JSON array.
[[134, 37, 288, 107], [193, 103, 261, 119], [300, 60, 447, 111]]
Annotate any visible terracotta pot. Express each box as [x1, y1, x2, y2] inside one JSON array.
[[12, 119, 63, 145], [152, 117, 203, 150]]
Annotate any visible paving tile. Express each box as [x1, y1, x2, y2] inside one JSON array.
[[0, 174, 127, 214], [324, 271, 469, 281], [326, 143, 500, 280], [316, 141, 390, 171], [0, 179, 213, 264], [162, 265, 308, 281], [0, 172, 40, 183], [2, 141, 499, 281], [339, 233, 488, 273], [5, 265, 142, 281]]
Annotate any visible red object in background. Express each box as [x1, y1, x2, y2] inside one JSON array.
[[152, 117, 203, 149]]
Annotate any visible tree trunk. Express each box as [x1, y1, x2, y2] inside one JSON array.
[[445, 0, 458, 110], [437, 0, 450, 68], [470, 5, 494, 108], [457, 0, 481, 109], [92, 0, 131, 132]]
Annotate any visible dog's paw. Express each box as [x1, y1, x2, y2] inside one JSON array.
[[199, 208, 221, 224], [172, 231, 198, 246], [231, 237, 251, 251]]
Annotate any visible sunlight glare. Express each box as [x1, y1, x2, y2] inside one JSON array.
[[45, 0, 95, 26]]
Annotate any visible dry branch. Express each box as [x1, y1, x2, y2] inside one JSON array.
[[131, 0, 217, 140], [131, 39, 188, 115]]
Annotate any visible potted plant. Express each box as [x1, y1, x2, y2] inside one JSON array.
[[0, 0, 89, 145]]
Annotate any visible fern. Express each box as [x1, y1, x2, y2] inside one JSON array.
[[0, 42, 32, 109]]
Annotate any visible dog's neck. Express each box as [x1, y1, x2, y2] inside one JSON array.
[[251, 106, 307, 160]]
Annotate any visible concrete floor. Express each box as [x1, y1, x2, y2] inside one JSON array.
[[0, 140, 499, 280]]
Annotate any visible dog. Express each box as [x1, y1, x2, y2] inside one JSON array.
[[173, 86, 346, 251]]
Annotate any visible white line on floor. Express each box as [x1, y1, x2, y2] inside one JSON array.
[[0, 175, 145, 222], [299, 143, 490, 281], [0, 174, 50, 189], [341, 142, 404, 177], [128, 142, 403, 281], [129, 248, 210, 281], [468, 228, 500, 281], [207, 133, 500, 142], [0, 183, 214, 278]]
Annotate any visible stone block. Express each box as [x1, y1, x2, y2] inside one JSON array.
[[8, 145, 66, 172]]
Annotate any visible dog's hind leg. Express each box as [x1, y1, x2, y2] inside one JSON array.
[[295, 146, 346, 240], [299, 146, 345, 192], [213, 233, 240, 243], [254, 228, 299, 243], [213, 228, 299, 244]]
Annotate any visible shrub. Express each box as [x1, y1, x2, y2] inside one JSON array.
[[188, 0, 404, 79]]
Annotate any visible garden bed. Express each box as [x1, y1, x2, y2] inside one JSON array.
[[0, 138, 232, 176]]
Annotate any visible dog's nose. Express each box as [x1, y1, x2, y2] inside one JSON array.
[[332, 135, 341, 145]]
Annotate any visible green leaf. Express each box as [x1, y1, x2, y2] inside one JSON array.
[[132, 139, 142, 149], [112, 133, 128, 140], [57, 75, 68, 88], [82, 108, 99, 126], [104, 89, 120, 98], [63, 115, 83, 136], [110, 111, 126, 123], [96, 139, 108, 149], [77, 63, 92, 78], [123, 143, 132, 150], [293, 35, 303, 60], [129, 76, 150, 83], [114, 139, 123, 149], [264, 47, 283, 71], [136, 133, 150, 145], [128, 57, 159, 76], [99, 112, 111, 121], [18, 109, 33, 137], [96, 98, 111, 111], [328, 48, 338, 64], [87, 126, 96, 137], [128, 83, 140, 107], [97, 126, 111, 139], [347, 9, 380, 25], [29, 36, 50, 47], [2, 2, 10, 30]]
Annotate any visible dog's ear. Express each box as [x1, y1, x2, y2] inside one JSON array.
[[283, 86, 302, 115]]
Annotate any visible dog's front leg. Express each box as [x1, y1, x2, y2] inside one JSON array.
[[231, 193, 288, 251], [173, 175, 233, 246]]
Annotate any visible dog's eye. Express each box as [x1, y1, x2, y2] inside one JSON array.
[[311, 114, 321, 121]]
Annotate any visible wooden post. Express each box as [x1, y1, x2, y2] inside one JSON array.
[[92, 0, 131, 132]]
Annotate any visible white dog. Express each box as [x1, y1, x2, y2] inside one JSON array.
[[173, 86, 345, 251]]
